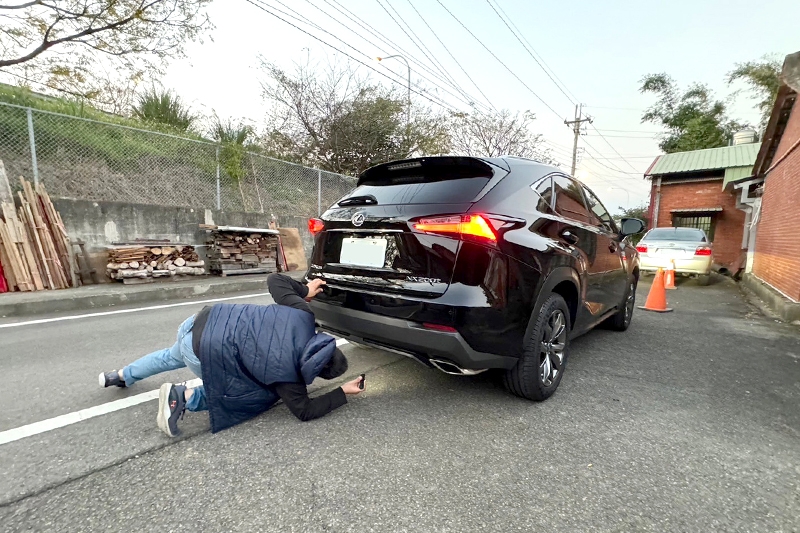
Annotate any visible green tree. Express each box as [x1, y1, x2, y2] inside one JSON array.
[[133, 88, 196, 132], [727, 56, 782, 130], [260, 60, 449, 176], [0, 1, 213, 110], [640, 74, 744, 153], [213, 117, 254, 210]]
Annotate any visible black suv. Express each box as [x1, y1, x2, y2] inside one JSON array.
[[305, 156, 644, 400]]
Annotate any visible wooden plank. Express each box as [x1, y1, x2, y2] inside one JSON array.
[[18, 199, 53, 289], [0, 159, 12, 205], [0, 219, 33, 291], [22, 180, 66, 289], [36, 183, 77, 288], [3, 200, 44, 290], [278, 227, 306, 272], [0, 227, 18, 290]]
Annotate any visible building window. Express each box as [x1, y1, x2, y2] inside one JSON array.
[[673, 215, 715, 240]]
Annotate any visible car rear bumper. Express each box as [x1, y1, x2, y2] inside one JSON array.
[[310, 300, 519, 371], [640, 255, 712, 275]]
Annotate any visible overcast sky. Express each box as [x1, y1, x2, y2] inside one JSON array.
[[163, 0, 799, 211]]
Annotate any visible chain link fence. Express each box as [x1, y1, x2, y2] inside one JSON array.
[[0, 102, 357, 217]]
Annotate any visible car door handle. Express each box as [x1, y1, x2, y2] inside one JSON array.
[[561, 230, 579, 245]]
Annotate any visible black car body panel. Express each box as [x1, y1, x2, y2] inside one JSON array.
[[306, 156, 640, 371]]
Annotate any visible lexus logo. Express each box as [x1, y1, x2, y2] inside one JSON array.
[[351, 213, 365, 227]]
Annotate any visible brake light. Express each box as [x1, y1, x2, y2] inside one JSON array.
[[695, 247, 712, 256], [412, 214, 497, 242], [308, 218, 324, 236], [636, 245, 648, 253], [423, 323, 458, 333]]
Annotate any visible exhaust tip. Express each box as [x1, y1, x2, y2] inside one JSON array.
[[429, 359, 487, 376]]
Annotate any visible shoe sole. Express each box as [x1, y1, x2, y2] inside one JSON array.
[[98, 372, 105, 388], [156, 383, 176, 437]]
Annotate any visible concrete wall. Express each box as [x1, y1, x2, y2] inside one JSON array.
[[753, 101, 800, 302], [53, 198, 312, 281], [651, 177, 746, 267]]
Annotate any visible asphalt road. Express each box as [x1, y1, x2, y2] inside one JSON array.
[[0, 277, 798, 532]]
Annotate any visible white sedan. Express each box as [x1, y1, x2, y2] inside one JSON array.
[[636, 227, 713, 285]]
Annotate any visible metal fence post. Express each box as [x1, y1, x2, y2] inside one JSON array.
[[215, 145, 221, 210], [26, 108, 40, 186], [317, 169, 322, 216]]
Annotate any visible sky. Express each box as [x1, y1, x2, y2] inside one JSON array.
[[163, 0, 800, 212]]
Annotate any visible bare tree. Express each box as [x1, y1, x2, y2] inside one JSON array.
[[0, 1, 213, 109], [448, 109, 552, 162], [259, 59, 449, 176]]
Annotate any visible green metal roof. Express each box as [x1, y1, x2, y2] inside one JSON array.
[[646, 143, 760, 176], [722, 166, 755, 188]]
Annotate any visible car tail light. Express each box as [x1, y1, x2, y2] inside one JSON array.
[[695, 247, 712, 256], [422, 323, 458, 333], [412, 214, 497, 243], [636, 244, 648, 253], [308, 218, 324, 236]]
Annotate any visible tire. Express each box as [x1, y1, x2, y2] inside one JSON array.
[[504, 294, 570, 401], [607, 277, 637, 331], [697, 274, 711, 286]]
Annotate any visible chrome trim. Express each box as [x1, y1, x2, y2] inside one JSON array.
[[324, 228, 404, 233], [429, 358, 487, 376]]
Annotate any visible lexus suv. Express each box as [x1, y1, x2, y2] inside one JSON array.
[[305, 156, 644, 400]]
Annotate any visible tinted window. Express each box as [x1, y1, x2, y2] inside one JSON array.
[[533, 177, 553, 212], [553, 176, 591, 223], [645, 228, 706, 241], [342, 177, 490, 205], [582, 186, 617, 233]]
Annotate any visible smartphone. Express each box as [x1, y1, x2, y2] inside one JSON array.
[[359, 373, 366, 390]]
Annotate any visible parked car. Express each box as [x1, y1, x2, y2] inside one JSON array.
[[636, 227, 713, 285], [304, 156, 644, 401]]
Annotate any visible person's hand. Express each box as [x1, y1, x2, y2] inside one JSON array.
[[305, 278, 327, 301], [341, 376, 364, 395]]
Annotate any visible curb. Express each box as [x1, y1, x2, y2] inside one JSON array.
[[0, 271, 306, 318]]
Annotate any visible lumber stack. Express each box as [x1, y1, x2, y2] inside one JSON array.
[[106, 243, 205, 284], [202, 225, 280, 276], [0, 179, 78, 292]]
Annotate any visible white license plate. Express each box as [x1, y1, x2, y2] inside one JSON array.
[[657, 249, 689, 258], [339, 237, 387, 268]]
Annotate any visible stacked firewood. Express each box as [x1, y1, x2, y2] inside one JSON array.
[[202, 225, 280, 276], [0, 179, 78, 292], [106, 243, 205, 283]]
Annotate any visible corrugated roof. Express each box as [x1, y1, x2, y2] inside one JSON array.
[[646, 143, 760, 176], [722, 166, 755, 188]]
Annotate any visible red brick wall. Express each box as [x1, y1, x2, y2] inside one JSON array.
[[753, 101, 800, 301], [651, 178, 745, 267]]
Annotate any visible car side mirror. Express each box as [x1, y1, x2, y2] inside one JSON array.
[[620, 218, 645, 236]]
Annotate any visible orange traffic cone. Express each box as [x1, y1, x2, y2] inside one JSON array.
[[638, 268, 673, 313], [664, 260, 676, 290]]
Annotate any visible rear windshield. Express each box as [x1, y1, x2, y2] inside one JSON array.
[[340, 178, 490, 205], [646, 228, 706, 241]]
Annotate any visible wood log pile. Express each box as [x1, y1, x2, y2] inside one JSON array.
[[202, 225, 280, 276], [106, 242, 205, 284], [0, 179, 78, 292]]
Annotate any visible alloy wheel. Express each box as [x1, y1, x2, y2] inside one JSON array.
[[624, 281, 636, 325], [540, 309, 566, 386]]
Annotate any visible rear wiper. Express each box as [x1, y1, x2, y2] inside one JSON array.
[[338, 195, 378, 206]]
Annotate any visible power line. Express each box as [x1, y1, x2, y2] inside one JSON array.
[[586, 122, 645, 173], [483, 0, 575, 107], [320, 0, 491, 112], [245, 0, 462, 112], [404, 0, 497, 112], [434, 0, 563, 120]]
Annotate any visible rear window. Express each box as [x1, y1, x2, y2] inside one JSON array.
[[646, 228, 706, 241], [341, 178, 490, 205]]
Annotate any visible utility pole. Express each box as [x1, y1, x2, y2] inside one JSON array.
[[564, 104, 592, 177]]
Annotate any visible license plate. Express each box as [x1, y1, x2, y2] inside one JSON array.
[[339, 237, 387, 268], [657, 248, 688, 258]]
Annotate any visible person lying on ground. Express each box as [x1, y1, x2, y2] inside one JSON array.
[[99, 273, 364, 437]]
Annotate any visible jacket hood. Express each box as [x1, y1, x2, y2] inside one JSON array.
[[298, 333, 337, 384]]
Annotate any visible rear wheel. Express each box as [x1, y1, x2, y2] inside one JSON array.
[[606, 277, 637, 331], [504, 294, 570, 401]]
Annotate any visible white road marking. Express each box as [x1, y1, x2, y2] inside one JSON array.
[[0, 292, 273, 329], [0, 338, 350, 445]]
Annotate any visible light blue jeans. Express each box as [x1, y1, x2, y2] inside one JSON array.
[[122, 315, 207, 412]]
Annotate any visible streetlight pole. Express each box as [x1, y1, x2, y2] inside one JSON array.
[[377, 55, 411, 128], [609, 187, 630, 207]]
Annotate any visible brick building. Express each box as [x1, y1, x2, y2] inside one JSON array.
[[740, 51, 800, 318], [644, 142, 759, 269]]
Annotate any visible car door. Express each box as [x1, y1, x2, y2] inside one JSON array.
[[551, 175, 606, 319], [581, 185, 628, 309]]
